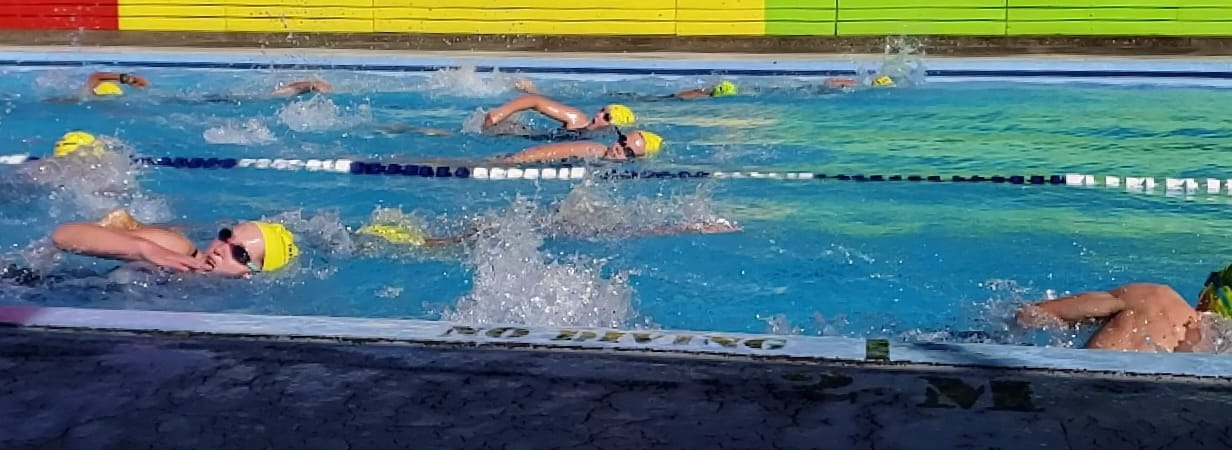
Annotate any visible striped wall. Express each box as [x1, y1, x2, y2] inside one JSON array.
[[3, 1, 1232, 36]]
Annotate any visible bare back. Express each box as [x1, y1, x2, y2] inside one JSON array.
[[1085, 284, 1198, 352]]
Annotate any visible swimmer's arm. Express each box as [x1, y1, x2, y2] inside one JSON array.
[[485, 94, 586, 129], [87, 71, 149, 89], [1016, 292, 1128, 328], [498, 141, 606, 164], [824, 78, 858, 88], [644, 220, 743, 236], [673, 89, 711, 99], [273, 80, 332, 97], [51, 224, 206, 272]]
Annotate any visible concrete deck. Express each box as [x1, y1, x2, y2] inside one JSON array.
[[1, 307, 1230, 449]]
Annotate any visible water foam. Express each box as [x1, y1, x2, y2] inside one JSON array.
[[16, 136, 173, 223], [422, 65, 517, 97], [203, 118, 277, 145], [442, 197, 635, 328], [277, 95, 371, 132]]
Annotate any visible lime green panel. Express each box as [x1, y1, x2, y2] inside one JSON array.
[[840, 7, 1005, 20], [1007, 20, 1202, 35], [1178, 8, 1232, 21], [766, 7, 836, 21], [837, 20, 1006, 35], [1009, 0, 1178, 6], [765, 21, 837, 34], [767, 0, 835, 7], [1008, 8, 1177, 20], [840, 0, 1002, 7]]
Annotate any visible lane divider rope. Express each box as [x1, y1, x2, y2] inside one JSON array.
[[0, 153, 1224, 195]]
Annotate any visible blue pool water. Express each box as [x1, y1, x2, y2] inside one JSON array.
[[2, 53, 1232, 349]]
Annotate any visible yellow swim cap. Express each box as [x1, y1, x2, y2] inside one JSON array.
[[637, 130, 663, 157], [92, 81, 124, 97], [53, 131, 102, 158], [873, 75, 895, 87], [711, 80, 738, 97], [357, 223, 426, 247], [606, 104, 636, 126], [254, 222, 298, 272]]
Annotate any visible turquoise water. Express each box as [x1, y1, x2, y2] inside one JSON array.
[[2, 61, 1232, 348]]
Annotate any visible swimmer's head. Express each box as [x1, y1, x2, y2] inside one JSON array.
[[872, 75, 896, 87], [205, 221, 299, 277], [53, 131, 103, 158], [597, 104, 636, 127], [610, 128, 663, 160], [1200, 265, 1232, 318], [711, 80, 738, 97], [92, 81, 124, 97]]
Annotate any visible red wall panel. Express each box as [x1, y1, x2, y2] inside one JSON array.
[[0, 1, 118, 30]]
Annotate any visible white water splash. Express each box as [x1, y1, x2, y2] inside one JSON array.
[[203, 118, 277, 145], [277, 96, 371, 132], [16, 135, 173, 223], [442, 197, 635, 328], [423, 65, 517, 97]]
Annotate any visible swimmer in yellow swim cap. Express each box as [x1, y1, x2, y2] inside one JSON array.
[[515, 77, 738, 101], [498, 127, 663, 164], [1015, 265, 1232, 353], [85, 71, 149, 97], [52, 131, 105, 158], [482, 93, 636, 140], [50, 210, 300, 278]]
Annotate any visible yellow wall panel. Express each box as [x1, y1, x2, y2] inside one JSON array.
[[677, 9, 767, 22], [119, 17, 228, 31], [373, 19, 675, 34], [229, 6, 373, 19], [222, 0, 371, 5], [371, 8, 672, 21], [228, 18, 374, 32], [373, 0, 663, 8]]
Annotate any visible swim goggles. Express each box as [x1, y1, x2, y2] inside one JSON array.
[[218, 228, 262, 273]]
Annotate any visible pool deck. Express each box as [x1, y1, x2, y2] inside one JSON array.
[[1, 306, 1231, 449]]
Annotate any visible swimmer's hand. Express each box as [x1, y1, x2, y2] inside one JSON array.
[[513, 78, 541, 95], [684, 218, 742, 234], [1015, 304, 1067, 329], [122, 74, 150, 88], [824, 78, 857, 88], [136, 239, 209, 273]]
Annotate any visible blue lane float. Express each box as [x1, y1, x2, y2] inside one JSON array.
[[0, 153, 1223, 195]]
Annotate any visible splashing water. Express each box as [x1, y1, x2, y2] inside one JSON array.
[[203, 118, 277, 145], [442, 197, 635, 328], [277, 96, 371, 132], [423, 65, 517, 98], [16, 136, 173, 223], [545, 180, 733, 240], [854, 36, 929, 87]]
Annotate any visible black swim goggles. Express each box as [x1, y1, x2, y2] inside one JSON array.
[[613, 127, 639, 159], [217, 228, 261, 272]]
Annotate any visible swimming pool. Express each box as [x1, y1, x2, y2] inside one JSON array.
[[2, 47, 1231, 351]]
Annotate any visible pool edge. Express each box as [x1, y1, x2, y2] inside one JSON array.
[[2, 305, 1227, 380]]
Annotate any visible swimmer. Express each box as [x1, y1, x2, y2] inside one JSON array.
[[85, 71, 149, 97], [515, 78, 738, 101], [271, 79, 333, 97], [497, 127, 663, 165], [49, 209, 298, 278], [1015, 266, 1232, 352], [822, 75, 897, 89], [481, 93, 636, 140]]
